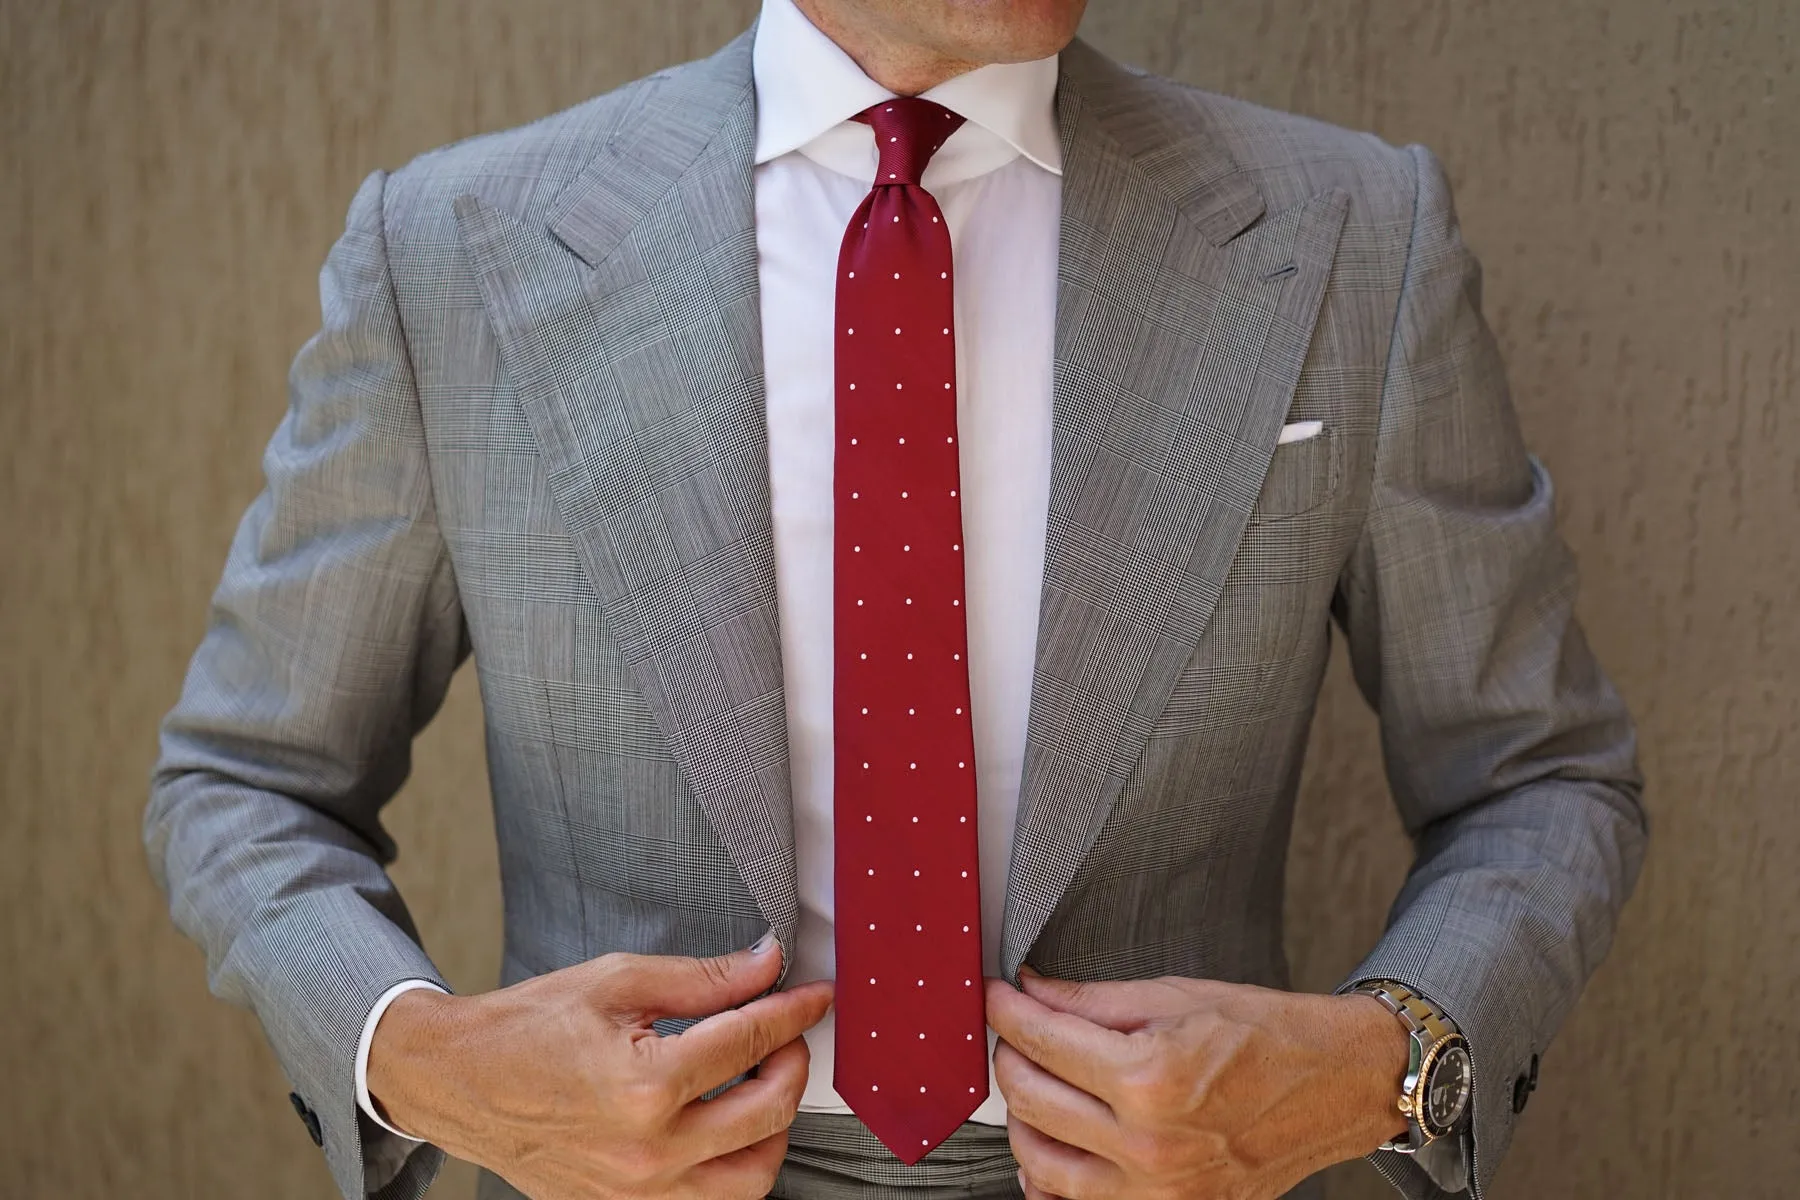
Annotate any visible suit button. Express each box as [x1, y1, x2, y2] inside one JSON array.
[[289, 1091, 324, 1147], [1511, 1054, 1541, 1115]]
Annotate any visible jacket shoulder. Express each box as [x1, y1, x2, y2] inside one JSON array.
[[376, 41, 737, 239], [1082, 49, 1423, 225]]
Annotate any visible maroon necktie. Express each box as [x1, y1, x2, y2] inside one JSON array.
[[831, 96, 987, 1164]]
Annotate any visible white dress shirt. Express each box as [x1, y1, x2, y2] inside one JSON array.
[[356, 0, 1060, 1139]]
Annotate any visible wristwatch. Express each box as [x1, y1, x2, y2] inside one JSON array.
[[1350, 979, 1472, 1154]]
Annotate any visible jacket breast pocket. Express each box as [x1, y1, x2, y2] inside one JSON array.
[[1247, 427, 1342, 522]]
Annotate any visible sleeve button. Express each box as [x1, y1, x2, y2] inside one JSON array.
[[1511, 1055, 1540, 1115], [289, 1092, 324, 1146]]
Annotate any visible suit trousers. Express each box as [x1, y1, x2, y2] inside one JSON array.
[[774, 1113, 1022, 1199], [469, 1114, 1019, 1200], [769, 1112, 1328, 1200], [471, 1111, 1329, 1199]]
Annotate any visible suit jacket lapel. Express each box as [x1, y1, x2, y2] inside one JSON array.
[[452, 29, 807, 968], [998, 40, 1350, 981]]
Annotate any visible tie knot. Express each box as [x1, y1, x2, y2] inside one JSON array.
[[855, 97, 966, 186]]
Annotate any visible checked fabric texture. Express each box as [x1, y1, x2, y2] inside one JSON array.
[[830, 96, 988, 1164]]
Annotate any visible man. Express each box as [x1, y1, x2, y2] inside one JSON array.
[[145, 0, 1648, 1197]]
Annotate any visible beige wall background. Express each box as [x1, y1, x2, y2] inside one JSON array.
[[4, 1, 1795, 1197]]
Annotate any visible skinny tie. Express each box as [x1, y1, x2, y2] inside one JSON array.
[[831, 96, 987, 1164]]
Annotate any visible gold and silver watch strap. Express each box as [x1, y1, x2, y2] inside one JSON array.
[[1359, 979, 1459, 1045], [1353, 979, 1465, 1152]]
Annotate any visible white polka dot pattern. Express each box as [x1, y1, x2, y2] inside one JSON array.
[[832, 95, 986, 1166]]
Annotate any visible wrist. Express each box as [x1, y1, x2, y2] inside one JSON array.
[[366, 986, 463, 1140]]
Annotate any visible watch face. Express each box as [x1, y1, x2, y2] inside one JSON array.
[[1425, 1043, 1472, 1134]]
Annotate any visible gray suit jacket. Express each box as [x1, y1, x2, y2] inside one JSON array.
[[146, 23, 1646, 1200]]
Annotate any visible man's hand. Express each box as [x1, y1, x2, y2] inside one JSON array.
[[367, 935, 834, 1199], [984, 968, 1410, 1200]]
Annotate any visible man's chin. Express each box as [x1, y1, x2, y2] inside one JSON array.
[[933, 0, 1088, 64]]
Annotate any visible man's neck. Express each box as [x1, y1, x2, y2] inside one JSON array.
[[789, 0, 982, 95]]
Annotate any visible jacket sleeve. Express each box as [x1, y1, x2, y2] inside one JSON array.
[[1328, 143, 1649, 1199], [144, 167, 464, 1200]]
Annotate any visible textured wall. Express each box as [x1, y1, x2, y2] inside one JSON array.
[[3, 1, 1795, 1197]]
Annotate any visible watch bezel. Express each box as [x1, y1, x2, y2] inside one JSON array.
[[1412, 1032, 1471, 1139]]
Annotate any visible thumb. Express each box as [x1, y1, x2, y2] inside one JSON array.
[[599, 928, 784, 1023]]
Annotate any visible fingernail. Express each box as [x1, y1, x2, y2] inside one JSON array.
[[1018, 963, 1040, 979], [749, 929, 778, 956]]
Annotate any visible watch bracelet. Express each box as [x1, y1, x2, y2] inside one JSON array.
[[1359, 979, 1459, 1044]]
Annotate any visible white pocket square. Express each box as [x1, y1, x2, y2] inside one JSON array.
[[1276, 419, 1323, 445]]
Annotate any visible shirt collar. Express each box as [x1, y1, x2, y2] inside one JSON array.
[[751, 0, 1062, 176]]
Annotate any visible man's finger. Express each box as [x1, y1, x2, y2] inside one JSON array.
[[992, 1039, 1122, 1161], [595, 939, 784, 1024], [670, 1033, 811, 1161], [656, 979, 834, 1102], [1008, 1113, 1122, 1200], [984, 977, 1135, 1104], [1016, 968, 1189, 1032], [681, 1125, 790, 1199]]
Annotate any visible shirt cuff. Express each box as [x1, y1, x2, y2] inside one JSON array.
[[1414, 1123, 1472, 1194], [355, 978, 448, 1141]]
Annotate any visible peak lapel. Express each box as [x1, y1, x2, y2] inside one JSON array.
[[453, 29, 805, 970], [999, 41, 1350, 981]]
